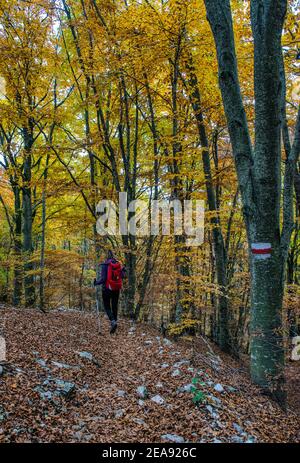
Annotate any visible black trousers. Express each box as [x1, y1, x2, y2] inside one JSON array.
[[102, 289, 120, 321]]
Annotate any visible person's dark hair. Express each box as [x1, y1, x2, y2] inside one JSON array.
[[107, 250, 114, 260]]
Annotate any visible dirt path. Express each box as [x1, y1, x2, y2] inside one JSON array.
[[0, 307, 299, 443]]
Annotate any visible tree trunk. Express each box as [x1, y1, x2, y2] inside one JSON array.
[[124, 250, 136, 320], [184, 56, 230, 351], [39, 154, 50, 312], [249, 0, 288, 405], [13, 185, 22, 306], [22, 125, 35, 307], [204, 0, 292, 405], [250, 245, 285, 404]]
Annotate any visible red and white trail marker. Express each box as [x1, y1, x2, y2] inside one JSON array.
[[251, 242, 272, 260]]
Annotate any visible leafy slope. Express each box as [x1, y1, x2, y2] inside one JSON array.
[[0, 307, 299, 443]]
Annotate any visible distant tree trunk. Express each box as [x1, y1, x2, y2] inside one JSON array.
[[39, 154, 50, 312], [135, 75, 160, 321], [135, 236, 155, 321], [184, 56, 230, 352], [39, 186, 46, 311], [13, 184, 22, 306], [169, 29, 193, 324], [118, 76, 138, 321], [22, 123, 35, 307], [286, 226, 299, 285], [124, 246, 136, 320]]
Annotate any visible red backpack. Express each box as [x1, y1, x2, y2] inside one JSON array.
[[106, 261, 123, 291]]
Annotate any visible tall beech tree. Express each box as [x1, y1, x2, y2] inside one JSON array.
[[204, 0, 300, 405]]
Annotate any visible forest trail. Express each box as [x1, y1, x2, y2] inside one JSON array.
[[0, 306, 299, 443]]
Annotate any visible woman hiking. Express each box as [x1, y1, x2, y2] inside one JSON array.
[[94, 250, 126, 334]]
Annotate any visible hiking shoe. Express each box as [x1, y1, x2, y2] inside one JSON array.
[[110, 320, 118, 334]]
